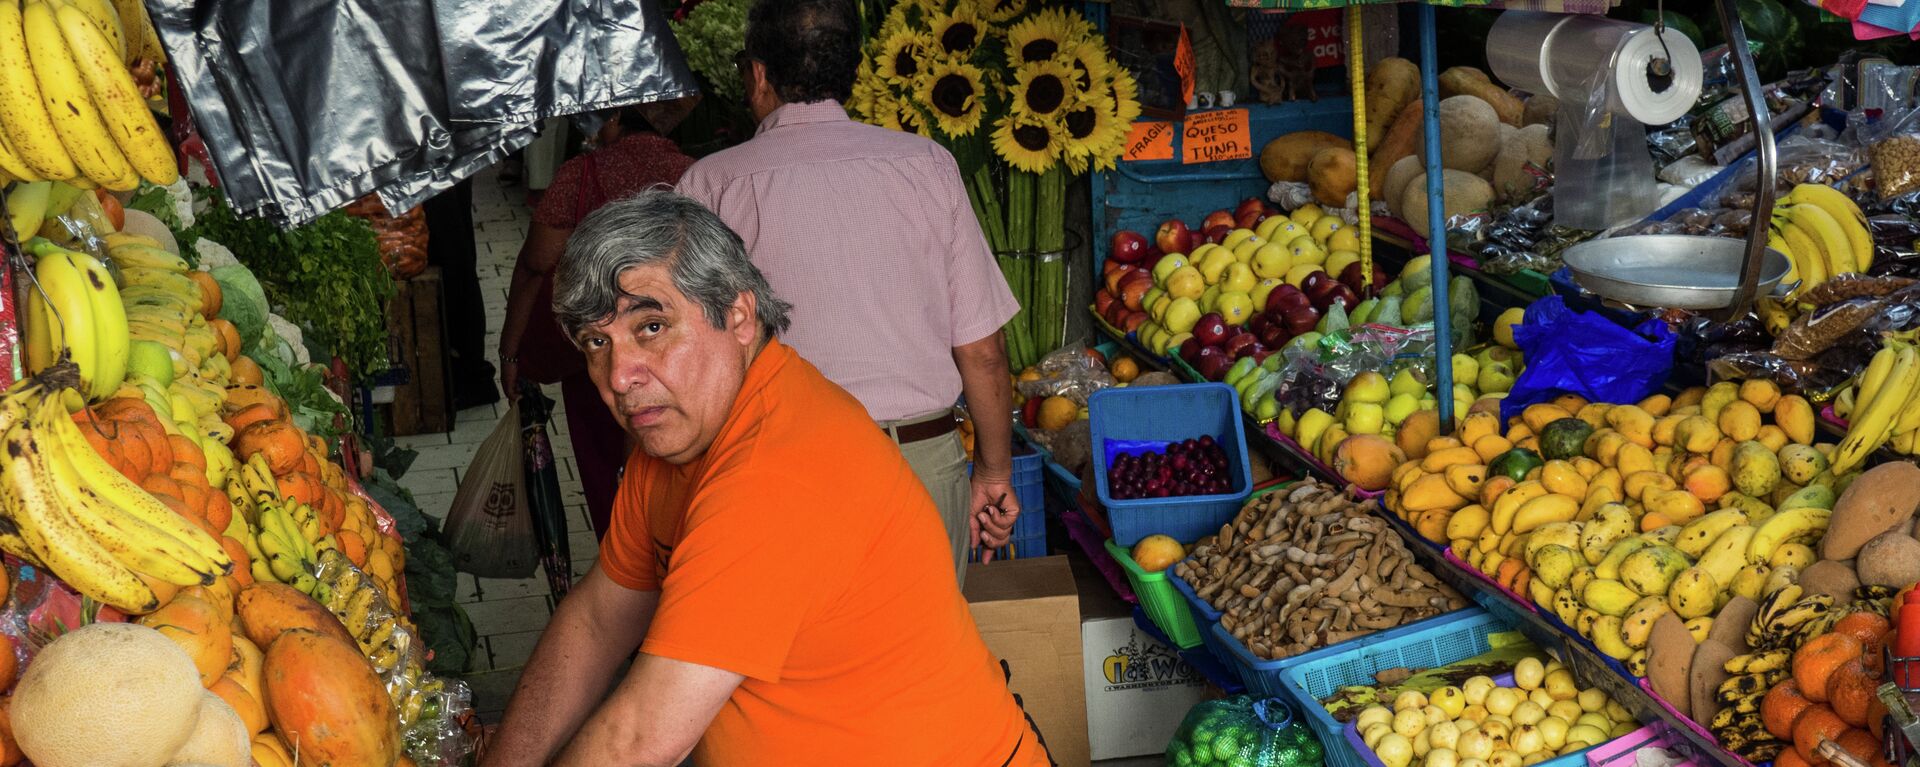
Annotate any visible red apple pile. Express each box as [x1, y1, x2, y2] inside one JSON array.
[[1107, 436, 1232, 500], [1094, 229, 1161, 333]]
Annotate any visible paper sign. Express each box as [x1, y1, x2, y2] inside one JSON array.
[[1287, 9, 1346, 68], [1181, 109, 1252, 164], [1122, 121, 1175, 162]]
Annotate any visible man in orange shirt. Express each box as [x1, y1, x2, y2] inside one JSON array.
[[479, 190, 1051, 766]]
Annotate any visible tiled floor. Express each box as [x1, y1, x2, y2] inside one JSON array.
[[391, 164, 593, 722]]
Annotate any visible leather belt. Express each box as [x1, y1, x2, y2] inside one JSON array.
[[885, 414, 959, 444]]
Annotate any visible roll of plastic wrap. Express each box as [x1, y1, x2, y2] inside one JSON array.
[[1486, 11, 1574, 97], [1545, 17, 1702, 125]]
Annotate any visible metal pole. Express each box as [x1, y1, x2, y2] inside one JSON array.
[[1419, 1, 1454, 431], [1714, 0, 1775, 320]]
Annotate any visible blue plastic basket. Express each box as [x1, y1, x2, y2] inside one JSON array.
[[1169, 569, 1239, 671], [1278, 609, 1515, 767], [1212, 608, 1479, 701], [1090, 383, 1253, 546], [1011, 448, 1045, 534]]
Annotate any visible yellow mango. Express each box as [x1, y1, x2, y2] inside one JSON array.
[[1588, 468, 1624, 501], [1674, 416, 1721, 454], [1473, 434, 1515, 463], [1523, 404, 1576, 434], [1447, 504, 1491, 542], [1516, 436, 1541, 455], [1589, 430, 1629, 467], [1773, 395, 1815, 445], [1507, 421, 1535, 442], [1652, 447, 1675, 475], [1755, 424, 1789, 453], [1606, 405, 1656, 449], [1710, 439, 1736, 470], [1553, 393, 1591, 413], [1390, 460, 1423, 492], [1579, 485, 1620, 521], [1576, 402, 1615, 432], [1672, 386, 1707, 409], [1425, 436, 1464, 452], [1460, 410, 1501, 446], [1542, 460, 1589, 498], [1513, 493, 1582, 533], [1643, 487, 1707, 525], [1717, 400, 1762, 442], [1738, 379, 1781, 411], [1672, 405, 1703, 416], [1651, 415, 1685, 448], [1421, 445, 1483, 473], [1402, 473, 1469, 513], [1615, 443, 1655, 477], [1682, 463, 1733, 504], [1413, 508, 1451, 543], [1638, 393, 1673, 416], [1491, 479, 1551, 534], [1624, 470, 1677, 501], [1570, 456, 1604, 479], [1444, 463, 1489, 499], [1700, 381, 1740, 422]]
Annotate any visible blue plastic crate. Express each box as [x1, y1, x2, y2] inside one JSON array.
[[1011, 448, 1045, 537], [1090, 383, 1253, 546], [1169, 569, 1238, 671], [1002, 530, 1047, 560], [1278, 609, 1515, 767], [1211, 607, 1478, 701]]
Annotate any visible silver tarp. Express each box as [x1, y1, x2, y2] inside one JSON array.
[[147, 0, 699, 226]]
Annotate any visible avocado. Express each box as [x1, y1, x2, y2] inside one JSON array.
[[1540, 417, 1596, 461]]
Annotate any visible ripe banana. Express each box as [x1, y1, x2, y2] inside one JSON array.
[[0, 0, 77, 180], [40, 405, 218, 586], [1775, 221, 1828, 292], [1676, 509, 1747, 558], [1832, 342, 1919, 476], [52, 395, 232, 569], [108, 243, 189, 273], [22, 0, 137, 190], [53, 0, 175, 184], [1785, 183, 1873, 273], [30, 249, 97, 383], [0, 129, 43, 181], [68, 252, 128, 399], [1776, 203, 1856, 278], [1724, 648, 1791, 675]]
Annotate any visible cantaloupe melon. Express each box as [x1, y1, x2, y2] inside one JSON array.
[[12, 623, 203, 767], [165, 693, 250, 767]]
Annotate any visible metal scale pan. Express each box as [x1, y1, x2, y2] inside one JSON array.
[[1562, 235, 1792, 310]]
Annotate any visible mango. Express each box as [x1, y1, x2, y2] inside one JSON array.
[[1541, 460, 1588, 498], [1619, 544, 1689, 596], [1605, 405, 1655, 449], [1402, 473, 1468, 513], [1729, 563, 1771, 600], [1638, 393, 1673, 417], [1777, 443, 1827, 485], [1729, 440, 1780, 497], [1755, 425, 1789, 453], [1738, 379, 1782, 411], [1642, 487, 1707, 526], [1778, 483, 1835, 511], [1651, 415, 1685, 448], [1674, 416, 1722, 454], [1512, 494, 1581, 534], [1583, 579, 1640, 617], [1666, 566, 1719, 619], [1700, 381, 1741, 422], [1682, 464, 1733, 504], [1773, 395, 1816, 445], [1623, 470, 1676, 501]]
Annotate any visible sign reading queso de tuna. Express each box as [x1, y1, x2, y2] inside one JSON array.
[[1182, 108, 1251, 164]]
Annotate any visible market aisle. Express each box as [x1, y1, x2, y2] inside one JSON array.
[[390, 164, 598, 722]]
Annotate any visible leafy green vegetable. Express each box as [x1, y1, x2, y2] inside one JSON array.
[[211, 264, 268, 348], [127, 182, 185, 232], [670, 0, 751, 101], [181, 189, 394, 381], [253, 351, 349, 442]]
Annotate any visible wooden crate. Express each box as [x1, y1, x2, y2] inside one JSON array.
[[385, 267, 452, 435]]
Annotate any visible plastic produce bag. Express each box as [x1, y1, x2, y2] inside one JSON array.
[[1014, 346, 1114, 405], [1501, 297, 1676, 423], [1165, 696, 1324, 767], [444, 404, 538, 578]]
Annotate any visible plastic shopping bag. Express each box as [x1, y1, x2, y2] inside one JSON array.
[[1500, 296, 1676, 423], [444, 404, 538, 578], [1166, 696, 1324, 767]]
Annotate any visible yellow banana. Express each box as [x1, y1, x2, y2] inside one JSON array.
[[1786, 184, 1872, 274], [22, 0, 136, 190], [62, 0, 124, 62], [53, 0, 174, 185], [0, 405, 158, 613], [40, 411, 215, 586], [0, 128, 43, 181], [32, 248, 97, 384], [1855, 341, 1898, 416], [108, 243, 189, 272], [0, 0, 76, 179], [1776, 221, 1827, 291], [1833, 343, 1919, 475], [67, 252, 127, 399], [48, 396, 232, 569], [1778, 204, 1855, 278]]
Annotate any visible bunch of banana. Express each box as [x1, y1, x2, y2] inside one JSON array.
[[0, 375, 232, 613], [1830, 337, 1920, 472], [316, 550, 414, 678], [20, 244, 127, 399], [1710, 703, 1786, 762], [1746, 583, 1837, 651], [0, 0, 176, 189], [1767, 183, 1874, 301]]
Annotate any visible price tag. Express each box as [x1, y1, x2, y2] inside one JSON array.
[[1122, 121, 1175, 162], [1181, 109, 1251, 165]]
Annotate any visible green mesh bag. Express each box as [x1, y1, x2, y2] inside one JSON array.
[[1166, 696, 1327, 767]]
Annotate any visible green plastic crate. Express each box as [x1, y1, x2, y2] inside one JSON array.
[[1104, 539, 1203, 649]]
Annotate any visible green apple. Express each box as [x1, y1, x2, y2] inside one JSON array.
[[1346, 402, 1385, 435], [1165, 297, 1202, 334], [1199, 284, 1221, 312], [1221, 262, 1257, 294], [1217, 291, 1254, 326], [1346, 371, 1391, 404], [1384, 392, 1421, 425], [1495, 307, 1526, 349], [1389, 368, 1425, 398], [127, 340, 175, 388], [1255, 391, 1282, 421], [1197, 248, 1237, 284], [1251, 277, 1284, 311], [1164, 266, 1205, 299], [1165, 332, 1193, 355], [1142, 286, 1165, 312], [1250, 242, 1293, 280], [1477, 362, 1517, 394], [1149, 294, 1172, 321], [1152, 254, 1190, 284], [1222, 228, 1256, 250], [1451, 353, 1481, 390], [1225, 357, 1260, 387], [1452, 383, 1476, 402]]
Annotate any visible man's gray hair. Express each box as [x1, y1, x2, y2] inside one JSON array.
[[553, 188, 792, 342]]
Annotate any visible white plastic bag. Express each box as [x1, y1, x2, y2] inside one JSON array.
[[444, 405, 537, 578]]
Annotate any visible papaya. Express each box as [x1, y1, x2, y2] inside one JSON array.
[[236, 583, 356, 651], [263, 629, 398, 767]]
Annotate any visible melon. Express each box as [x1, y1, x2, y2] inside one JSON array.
[[11, 623, 203, 767], [166, 693, 250, 767]]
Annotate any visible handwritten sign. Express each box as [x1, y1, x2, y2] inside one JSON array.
[[1122, 121, 1175, 162], [1181, 109, 1251, 165]]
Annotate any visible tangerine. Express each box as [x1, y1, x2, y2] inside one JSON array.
[[1832, 611, 1892, 673], [1827, 660, 1878, 728], [1037, 396, 1079, 430], [1795, 633, 1864, 703], [168, 434, 207, 470], [209, 318, 242, 362], [187, 271, 223, 317], [1763, 680, 1815, 739], [1794, 705, 1848, 762], [224, 403, 283, 435], [228, 356, 264, 387], [233, 420, 306, 475], [1111, 356, 1141, 384], [1835, 728, 1879, 763]]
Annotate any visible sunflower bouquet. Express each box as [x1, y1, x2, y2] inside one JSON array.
[[848, 0, 1140, 370]]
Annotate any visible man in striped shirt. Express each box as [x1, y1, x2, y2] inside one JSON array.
[[678, 0, 1022, 586]]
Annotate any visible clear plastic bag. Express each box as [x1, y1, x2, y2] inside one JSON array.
[[1165, 696, 1325, 767], [1013, 346, 1114, 405], [1721, 135, 1866, 197], [1866, 108, 1920, 201]]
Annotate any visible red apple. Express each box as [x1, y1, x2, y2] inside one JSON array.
[[1338, 262, 1367, 294], [1202, 225, 1232, 245], [1122, 311, 1148, 333], [1235, 197, 1266, 221], [1247, 313, 1271, 336], [1102, 300, 1130, 328], [1255, 321, 1290, 349], [1022, 398, 1042, 428], [1300, 270, 1327, 298], [1251, 348, 1274, 365], [1120, 273, 1153, 311], [1192, 312, 1231, 346], [1195, 347, 1231, 380], [1265, 284, 1311, 314], [1155, 220, 1194, 255], [1280, 305, 1320, 335], [1105, 263, 1139, 295], [1094, 290, 1117, 316], [1324, 283, 1360, 313], [1179, 336, 1206, 365], [1236, 208, 1265, 231], [1223, 332, 1258, 359], [1110, 230, 1151, 265], [1203, 210, 1235, 231]]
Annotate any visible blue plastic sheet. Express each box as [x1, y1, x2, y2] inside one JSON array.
[[1103, 439, 1174, 468], [1500, 297, 1676, 423]]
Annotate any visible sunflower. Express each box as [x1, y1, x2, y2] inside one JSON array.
[[979, 0, 1026, 23], [876, 30, 934, 85], [1010, 59, 1074, 119], [1107, 66, 1141, 125], [918, 59, 987, 137], [1004, 9, 1075, 67], [929, 6, 986, 57], [991, 113, 1064, 173], [1060, 95, 1126, 173], [1057, 40, 1112, 96], [895, 100, 932, 137]]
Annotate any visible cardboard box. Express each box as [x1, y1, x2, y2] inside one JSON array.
[[964, 556, 1089, 767], [1076, 554, 1210, 760]]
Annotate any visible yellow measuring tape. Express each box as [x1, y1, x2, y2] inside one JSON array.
[[1348, 5, 1373, 282]]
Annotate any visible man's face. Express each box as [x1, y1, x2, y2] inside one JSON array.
[[578, 262, 757, 465]]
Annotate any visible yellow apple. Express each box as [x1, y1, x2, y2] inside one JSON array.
[[1250, 278, 1284, 311], [1222, 228, 1256, 250], [1217, 291, 1254, 325], [1221, 262, 1257, 294], [1251, 242, 1293, 279], [1290, 204, 1325, 227], [1231, 238, 1263, 263], [1197, 248, 1237, 284], [1284, 263, 1323, 288], [1311, 214, 1344, 243], [1328, 227, 1361, 252], [1164, 265, 1205, 299], [1289, 235, 1327, 266], [1164, 297, 1201, 333], [1152, 254, 1189, 284], [1255, 215, 1289, 241]]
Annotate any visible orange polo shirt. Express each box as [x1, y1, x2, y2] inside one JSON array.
[[599, 340, 1047, 766]]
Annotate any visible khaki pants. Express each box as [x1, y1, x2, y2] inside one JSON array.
[[885, 414, 972, 589]]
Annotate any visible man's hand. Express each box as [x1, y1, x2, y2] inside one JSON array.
[[500, 358, 521, 402], [968, 474, 1020, 563]]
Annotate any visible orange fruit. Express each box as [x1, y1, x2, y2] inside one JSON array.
[[336, 530, 368, 568], [1111, 356, 1141, 384], [188, 271, 223, 317], [1130, 535, 1186, 572], [140, 474, 185, 505], [224, 403, 283, 435], [1836, 728, 1879, 763], [1794, 705, 1848, 762], [1773, 746, 1813, 767], [1827, 660, 1878, 728], [229, 356, 264, 387], [1833, 611, 1891, 673], [209, 319, 242, 362], [232, 420, 306, 475], [222, 385, 283, 418], [275, 472, 325, 507], [1764, 679, 1815, 739], [1037, 395, 1079, 430], [203, 493, 233, 533], [1795, 633, 1864, 703], [168, 435, 207, 470], [0, 697, 21, 767]]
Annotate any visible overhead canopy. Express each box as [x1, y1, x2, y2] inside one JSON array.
[[148, 0, 699, 225]]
